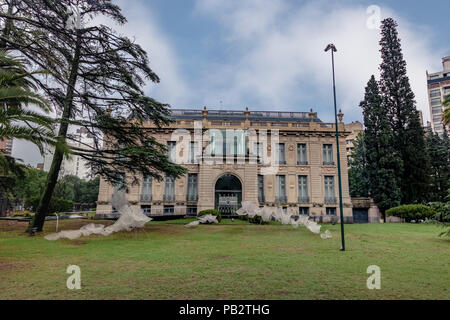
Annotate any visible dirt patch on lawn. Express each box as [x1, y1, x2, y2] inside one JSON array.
[[0, 261, 30, 271], [0, 220, 30, 232]]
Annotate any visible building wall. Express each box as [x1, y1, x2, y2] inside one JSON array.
[[96, 108, 354, 222], [344, 121, 363, 166], [427, 56, 450, 135], [0, 138, 13, 156]]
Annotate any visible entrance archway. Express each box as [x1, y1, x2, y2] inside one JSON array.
[[214, 174, 242, 217]]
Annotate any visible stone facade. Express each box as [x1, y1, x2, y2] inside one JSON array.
[[96, 107, 354, 223]]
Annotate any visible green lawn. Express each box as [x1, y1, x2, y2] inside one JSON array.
[[0, 219, 448, 300]]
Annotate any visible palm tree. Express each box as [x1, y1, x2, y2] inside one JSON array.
[[0, 51, 57, 216], [0, 50, 56, 152], [443, 94, 450, 126]]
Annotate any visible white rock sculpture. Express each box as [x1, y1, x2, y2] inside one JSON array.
[[45, 191, 152, 241]]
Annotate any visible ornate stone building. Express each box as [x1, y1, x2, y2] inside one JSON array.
[[96, 107, 355, 223]]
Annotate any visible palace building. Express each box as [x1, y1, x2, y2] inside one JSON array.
[[96, 107, 357, 223]]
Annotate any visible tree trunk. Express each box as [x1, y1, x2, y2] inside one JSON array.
[[28, 33, 82, 233], [0, 1, 14, 50]]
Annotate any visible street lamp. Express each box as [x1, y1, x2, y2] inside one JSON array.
[[324, 43, 346, 251]]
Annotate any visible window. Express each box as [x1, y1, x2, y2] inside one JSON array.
[[141, 175, 152, 202], [187, 206, 197, 216], [297, 144, 308, 165], [298, 176, 309, 203], [324, 176, 336, 204], [258, 175, 265, 202], [431, 98, 441, 106], [326, 207, 336, 216], [276, 175, 287, 203], [187, 173, 198, 201], [432, 106, 442, 114], [254, 142, 264, 164], [276, 143, 286, 165], [114, 173, 125, 191], [141, 205, 151, 215], [430, 89, 441, 98], [189, 141, 198, 164], [323, 144, 334, 165], [299, 207, 309, 215], [167, 141, 176, 162], [164, 176, 175, 201], [164, 205, 174, 215]]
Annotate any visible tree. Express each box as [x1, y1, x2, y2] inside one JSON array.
[[9, 166, 47, 199], [379, 18, 430, 204], [0, 1, 187, 232], [348, 132, 370, 198], [443, 94, 450, 126], [360, 75, 402, 222], [425, 130, 450, 202], [0, 51, 55, 151]]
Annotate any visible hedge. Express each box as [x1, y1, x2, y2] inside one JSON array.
[[386, 204, 436, 222], [25, 196, 74, 214], [198, 209, 222, 222]]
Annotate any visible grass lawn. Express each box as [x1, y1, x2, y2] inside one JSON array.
[[0, 218, 448, 300]]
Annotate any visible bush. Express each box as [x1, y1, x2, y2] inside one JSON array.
[[25, 196, 74, 214], [11, 210, 34, 218], [428, 202, 450, 222], [386, 204, 436, 222], [198, 209, 222, 223]]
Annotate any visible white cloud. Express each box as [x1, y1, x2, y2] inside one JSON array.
[[194, 0, 444, 123], [98, 0, 191, 107]]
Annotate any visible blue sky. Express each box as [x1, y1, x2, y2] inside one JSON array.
[[12, 0, 450, 165]]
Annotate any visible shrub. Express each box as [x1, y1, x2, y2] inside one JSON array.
[[386, 204, 436, 222], [197, 209, 222, 223], [428, 202, 450, 222], [25, 196, 74, 214], [12, 210, 34, 218]]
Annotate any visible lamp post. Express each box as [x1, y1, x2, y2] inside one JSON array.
[[324, 44, 345, 251]]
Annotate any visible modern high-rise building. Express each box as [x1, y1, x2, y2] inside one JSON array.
[[0, 137, 13, 156], [43, 127, 95, 180], [427, 56, 450, 135]]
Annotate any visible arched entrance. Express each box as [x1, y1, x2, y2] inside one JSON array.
[[215, 174, 242, 217]]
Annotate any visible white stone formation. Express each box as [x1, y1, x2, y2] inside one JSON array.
[[45, 192, 151, 240], [235, 201, 331, 238]]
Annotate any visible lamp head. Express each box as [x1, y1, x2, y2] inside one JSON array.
[[324, 44, 337, 52]]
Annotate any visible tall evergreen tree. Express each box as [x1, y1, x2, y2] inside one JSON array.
[[379, 18, 430, 204], [425, 129, 450, 202], [0, 1, 187, 232], [360, 75, 402, 221], [348, 132, 370, 198]]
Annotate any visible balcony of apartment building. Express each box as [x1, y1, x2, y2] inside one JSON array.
[[140, 193, 152, 202], [298, 196, 310, 204], [324, 196, 337, 204]]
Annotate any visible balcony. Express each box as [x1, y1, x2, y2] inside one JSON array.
[[323, 161, 335, 166], [297, 161, 308, 166], [275, 196, 287, 203], [258, 195, 265, 203], [324, 196, 337, 204], [140, 194, 152, 202], [163, 194, 175, 202], [298, 196, 310, 204], [186, 194, 198, 202]]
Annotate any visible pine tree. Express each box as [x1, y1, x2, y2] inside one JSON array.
[[360, 75, 402, 221], [0, 1, 187, 232], [348, 132, 370, 198], [379, 18, 430, 204], [425, 129, 450, 202]]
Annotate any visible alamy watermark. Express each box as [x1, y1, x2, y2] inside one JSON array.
[[168, 122, 282, 175], [66, 265, 81, 290], [366, 265, 381, 290], [366, 5, 381, 30]]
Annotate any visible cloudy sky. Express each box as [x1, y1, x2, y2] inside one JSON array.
[[13, 0, 450, 166]]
